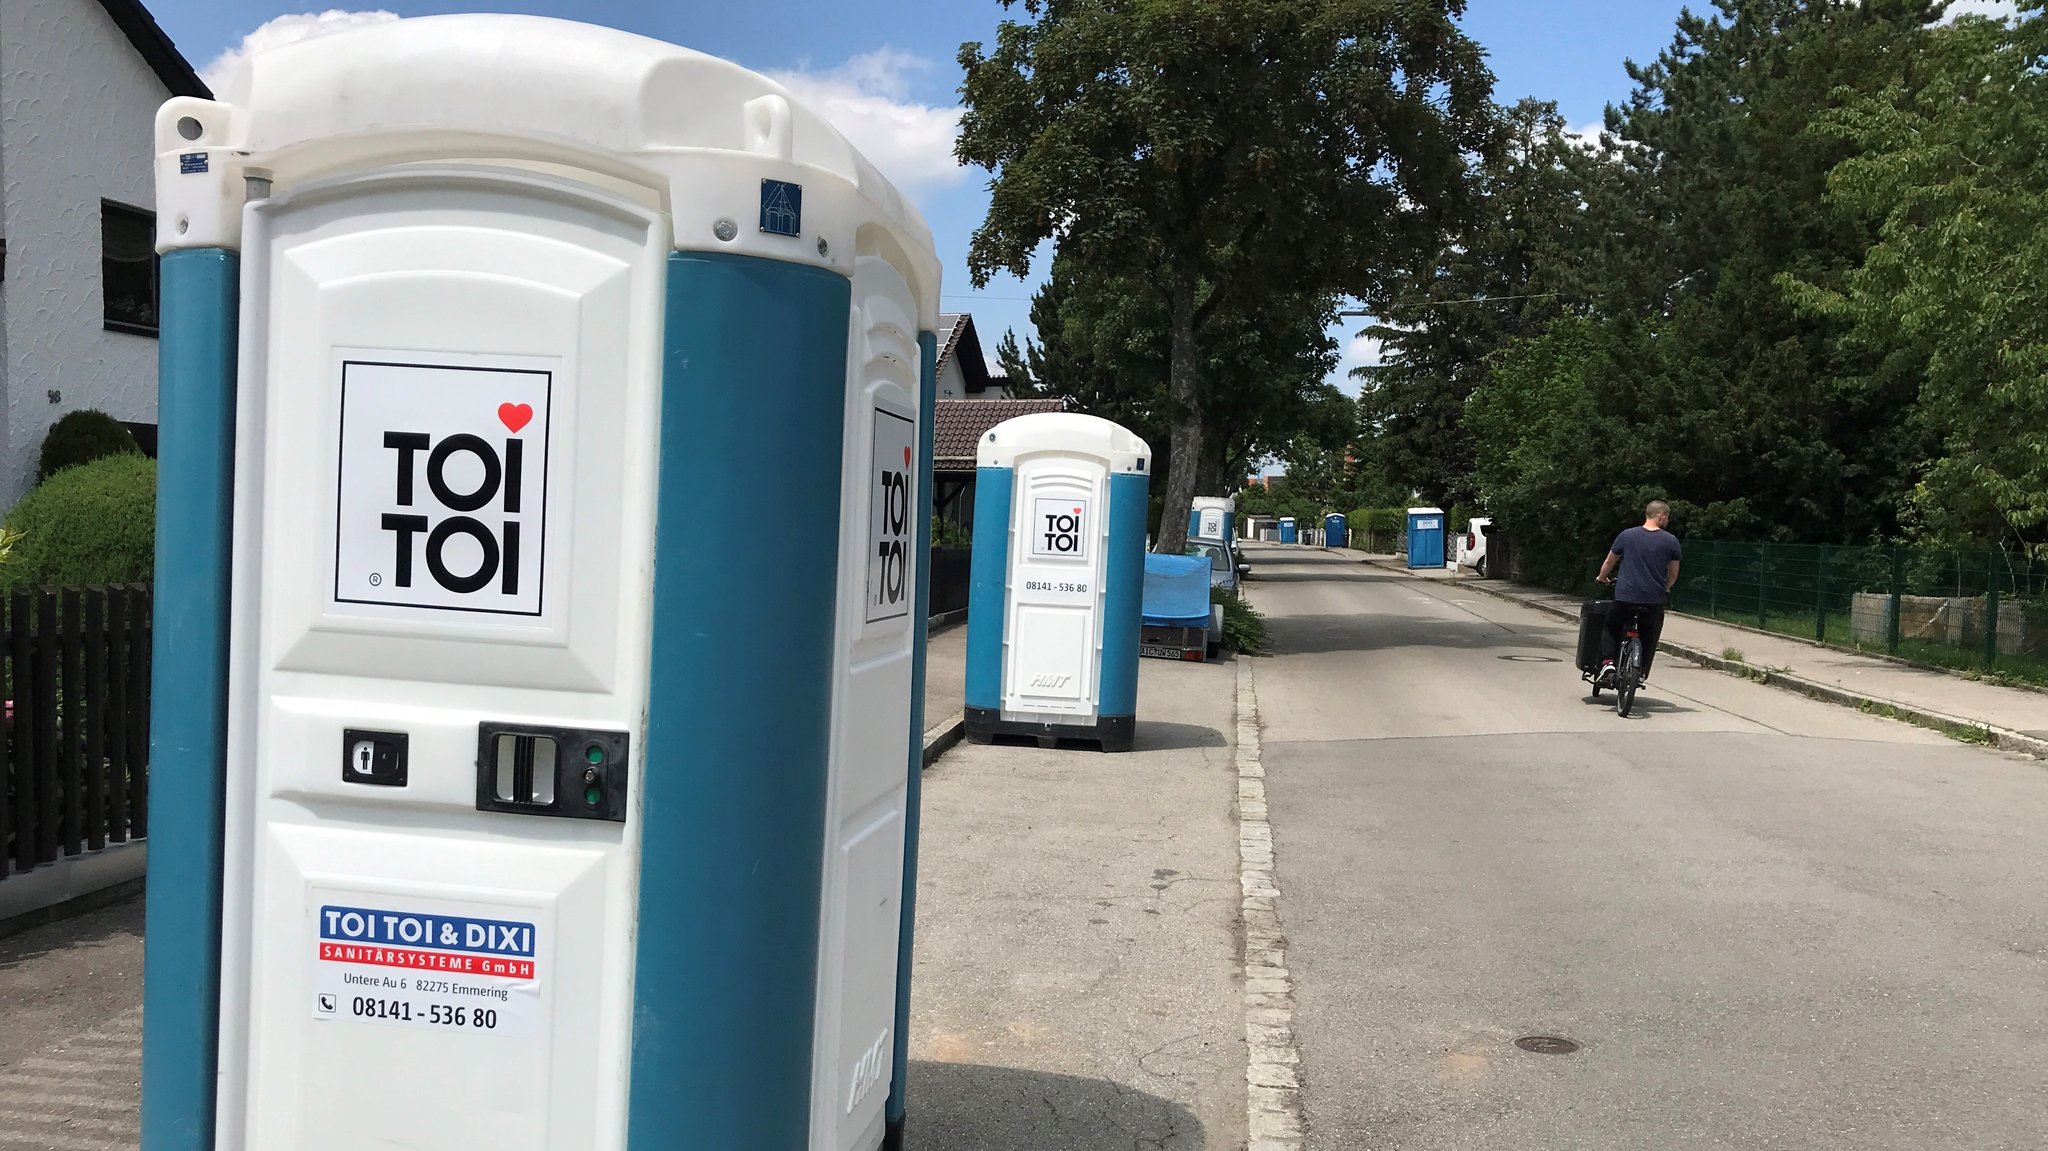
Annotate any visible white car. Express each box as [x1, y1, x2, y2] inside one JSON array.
[[1456, 516, 1492, 576]]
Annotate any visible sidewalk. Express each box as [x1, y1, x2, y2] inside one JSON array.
[[1325, 548, 2047, 756], [902, 652, 1247, 1150]]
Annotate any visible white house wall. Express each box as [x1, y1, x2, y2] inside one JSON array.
[[935, 356, 967, 401], [0, 0, 166, 507]]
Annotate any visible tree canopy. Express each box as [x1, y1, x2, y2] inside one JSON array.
[[957, 0, 1497, 550]]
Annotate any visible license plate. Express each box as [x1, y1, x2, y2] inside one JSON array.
[[1140, 644, 1186, 660]]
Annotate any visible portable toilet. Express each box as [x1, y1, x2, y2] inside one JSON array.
[[964, 413, 1150, 752], [141, 16, 941, 1151], [1189, 495, 1235, 542], [1407, 506, 1447, 568], [1324, 513, 1348, 549], [1278, 517, 1298, 544]]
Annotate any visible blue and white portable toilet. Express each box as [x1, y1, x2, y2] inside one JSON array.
[[964, 413, 1150, 753], [1278, 517, 1298, 544], [1407, 506, 1447, 568], [142, 17, 941, 1151], [1324, 513, 1348, 549], [1189, 495, 1235, 542]]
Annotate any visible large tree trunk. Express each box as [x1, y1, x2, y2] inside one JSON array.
[[1154, 290, 1203, 553]]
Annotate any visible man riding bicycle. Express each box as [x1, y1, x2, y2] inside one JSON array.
[[1594, 500, 1682, 686]]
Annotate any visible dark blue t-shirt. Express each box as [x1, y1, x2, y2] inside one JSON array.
[[1610, 526, 1682, 604]]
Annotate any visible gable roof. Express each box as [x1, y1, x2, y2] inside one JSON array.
[[933, 398, 1064, 472], [935, 312, 1007, 396], [95, 0, 212, 100]]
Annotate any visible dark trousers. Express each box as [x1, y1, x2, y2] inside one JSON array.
[[1602, 601, 1666, 677]]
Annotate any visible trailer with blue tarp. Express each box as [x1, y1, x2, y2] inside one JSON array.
[[1140, 553, 1222, 662]]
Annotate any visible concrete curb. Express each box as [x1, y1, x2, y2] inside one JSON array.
[[1234, 659, 1304, 1150], [922, 712, 965, 768], [0, 842, 149, 940], [1447, 577, 2048, 761]]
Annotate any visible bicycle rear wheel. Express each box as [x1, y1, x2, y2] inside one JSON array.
[[1616, 637, 1641, 717]]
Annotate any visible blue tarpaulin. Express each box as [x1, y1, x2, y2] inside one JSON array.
[[1142, 554, 1212, 628]]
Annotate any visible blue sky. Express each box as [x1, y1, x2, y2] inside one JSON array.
[[153, 0, 1711, 389]]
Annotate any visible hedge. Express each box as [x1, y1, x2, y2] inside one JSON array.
[[2, 453, 156, 591]]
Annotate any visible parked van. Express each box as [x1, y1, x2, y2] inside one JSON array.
[[1456, 516, 1493, 576]]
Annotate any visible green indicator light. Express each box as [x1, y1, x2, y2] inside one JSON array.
[[584, 785, 603, 807], [585, 744, 606, 765]]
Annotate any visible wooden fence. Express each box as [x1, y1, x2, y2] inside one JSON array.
[[0, 585, 151, 880]]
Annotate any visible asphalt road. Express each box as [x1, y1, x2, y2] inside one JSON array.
[[1242, 545, 2048, 1151]]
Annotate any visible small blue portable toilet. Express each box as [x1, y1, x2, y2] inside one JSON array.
[[1278, 517, 1297, 544], [965, 413, 1151, 752], [1407, 506, 1446, 568], [1189, 495, 1235, 542], [1324, 513, 1348, 549]]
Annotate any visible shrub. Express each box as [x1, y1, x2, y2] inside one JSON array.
[[2, 454, 156, 591], [36, 410, 140, 484], [1214, 586, 1267, 654], [931, 515, 972, 549]]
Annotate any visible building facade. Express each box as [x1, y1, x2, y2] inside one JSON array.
[[0, 0, 207, 506]]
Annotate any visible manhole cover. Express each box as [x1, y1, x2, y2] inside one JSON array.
[[1498, 654, 1562, 663], [1514, 1035, 1580, 1055]]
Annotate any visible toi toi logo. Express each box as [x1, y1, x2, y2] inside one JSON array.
[[335, 359, 551, 617], [379, 429, 529, 594], [1030, 497, 1091, 560]]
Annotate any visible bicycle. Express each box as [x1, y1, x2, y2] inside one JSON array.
[[1581, 601, 1645, 717]]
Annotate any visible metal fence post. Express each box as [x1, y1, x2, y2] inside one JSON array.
[[1815, 544, 1829, 642], [1758, 542, 1770, 630], [1984, 548, 2001, 671], [1887, 546, 1903, 655], [1707, 543, 1719, 618]]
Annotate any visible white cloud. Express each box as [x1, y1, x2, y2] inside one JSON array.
[[201, 9, 400, 91], [1567, 120, 1607, 151], [768, 49, 966, 195], [1939, 0, 2018, 22], [1333, 331, 1386, 396]]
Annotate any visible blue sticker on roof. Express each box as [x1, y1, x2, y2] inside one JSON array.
[[179, 152, 208, 174], [759, 179, 802, 238]]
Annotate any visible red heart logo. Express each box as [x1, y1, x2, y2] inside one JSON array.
[[498, 403, 533, 433], [1072, 508, 1082, 515], [902, 446, 913, 467]]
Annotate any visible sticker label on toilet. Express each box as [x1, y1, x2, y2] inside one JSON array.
[[333, 356, 554, 618], [311, 898, 543, 1038]]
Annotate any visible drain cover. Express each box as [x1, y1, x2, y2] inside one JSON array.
[[1514, 1035, 1580, 1055], [1498, 654, 1562, 663]]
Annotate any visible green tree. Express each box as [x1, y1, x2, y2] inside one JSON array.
[[1787, 3, 2048, 553], [1356, 98, 1594, 507], [1464, 0, 1946, 586], [957, 0, 1496, 551], [1013, 248, 1341, 497]]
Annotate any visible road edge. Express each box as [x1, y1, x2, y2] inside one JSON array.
[[1448, 574, 2048, 760], [1236, 658, 1305, 1149], [1303, 547, 2047, 760]]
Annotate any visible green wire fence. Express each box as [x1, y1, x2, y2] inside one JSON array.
[[1669, 541, 2048, 687]]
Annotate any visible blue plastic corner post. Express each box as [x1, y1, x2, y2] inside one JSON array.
[[883, 330, 940, 1146], [628, 252, 850, 1150], [140, 249, 239, 1151]]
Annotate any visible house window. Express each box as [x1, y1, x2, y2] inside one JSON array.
[[102, 201, 158, 335]]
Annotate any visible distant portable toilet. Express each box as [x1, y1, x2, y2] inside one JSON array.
[[142, 16, 941, 1151], [1324, 513, 1348, 549], [1408, 506, 1447, 568], [1278, 517, 1298, 544], [1189, 495, 1235, 542], [965, 413, 1150, 752]]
